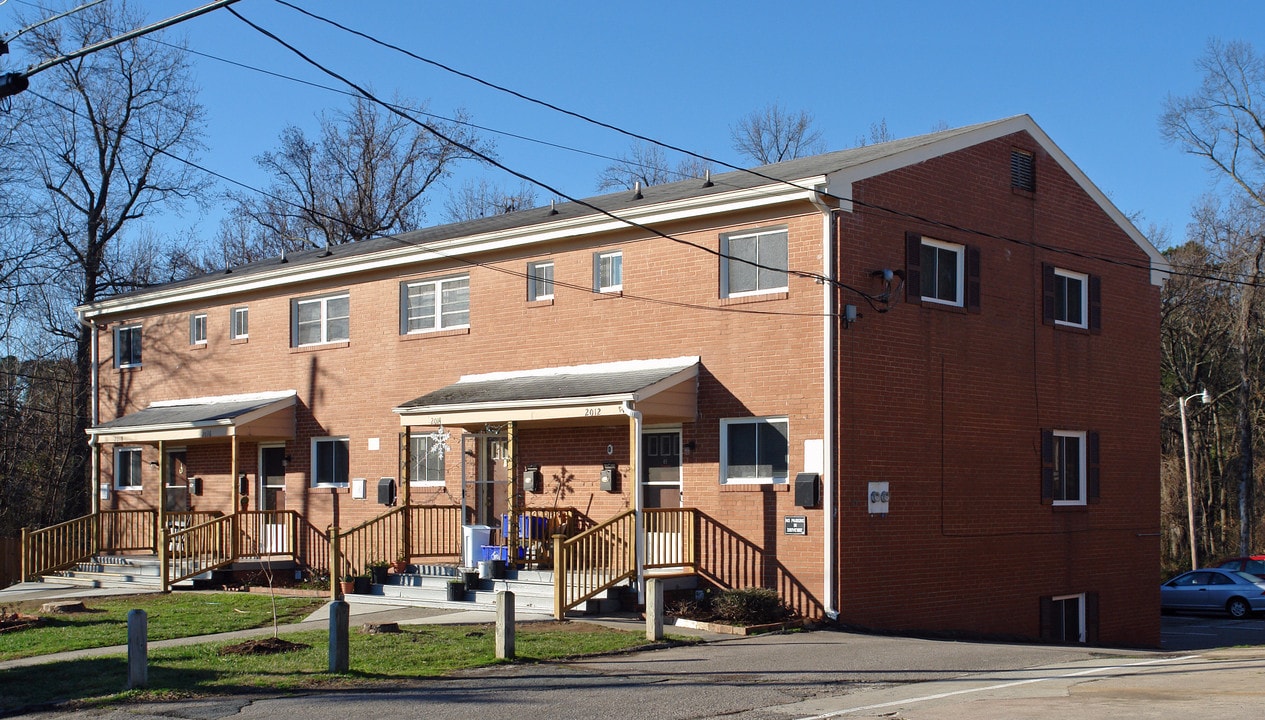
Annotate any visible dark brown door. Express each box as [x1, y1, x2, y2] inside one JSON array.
[[641, 432, 681, 509]]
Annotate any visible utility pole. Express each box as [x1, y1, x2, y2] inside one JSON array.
[[0, 0, 240, 99]]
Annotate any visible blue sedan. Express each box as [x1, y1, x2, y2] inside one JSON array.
[[1161, 568, 1265, 619]]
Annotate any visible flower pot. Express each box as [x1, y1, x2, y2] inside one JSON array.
[[353, 576, 371, 594], [370, 566, 389, 584], [446, 580, 465, 601], [339, 580, 355, 596], [463, 570, 480, 589], [391, 560, 409, 574]]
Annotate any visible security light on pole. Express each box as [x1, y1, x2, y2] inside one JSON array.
[[1180, 389, 1211, 572]]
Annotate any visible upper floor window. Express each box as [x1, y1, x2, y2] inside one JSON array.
[[402, 275, 470, 334], [312, 437, 349, 487], [409, 434, 445, 486], [721, 228, 788, 297], [906, 232, 980, 311], [189, 314, 207, 345], [115, 447, 143, 489], [1042, 429, 1099, 506], [115, 325, 142, 368], [720, 417, 789, 485], [1042, 264, 1100, 332], [528, 261, 554, 301], [293, 292, 349, 346], [231, 307, 249, 339], [594, 250, 622, 293]]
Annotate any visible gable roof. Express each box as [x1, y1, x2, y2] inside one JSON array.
[[78, 115, 1165, 320]]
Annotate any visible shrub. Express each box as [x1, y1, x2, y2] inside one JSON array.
[[711, 587, 792, 625]]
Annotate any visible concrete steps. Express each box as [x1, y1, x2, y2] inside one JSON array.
[[354, 565, 635, 615], [47, 555, 164, 589]]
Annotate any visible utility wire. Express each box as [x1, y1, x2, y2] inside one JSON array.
[[276, 0, 1187, 283]]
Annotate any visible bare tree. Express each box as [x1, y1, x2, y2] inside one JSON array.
[[730, 103, 825, 165], [1162, 38, 1265, 555], [596, 141, 712, 191], [226, 96, 491, 255], [5, 0, 209, 523], [444, 178, 539, 222], [854, 118, 894, 148]]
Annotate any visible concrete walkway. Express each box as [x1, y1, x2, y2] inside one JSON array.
[[0, 581, 728, 671]]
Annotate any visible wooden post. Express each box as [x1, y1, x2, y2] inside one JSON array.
[[552, 533, 565, 620], [496, 590, 515, 659], [506, 421, 518, 568], [329, 525, 342, 602], [157, 440, 169, 593], [19, 527, 28, 582], [328, 599, 349, 673], [230, 437, 240, 558], [127, 609, 148, 689], [400, 429, 412, 562], [646, 577, 664, 641]]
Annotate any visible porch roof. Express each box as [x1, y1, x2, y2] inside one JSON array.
[[88, 391, 297, 444], [394, 357, 699, 427]]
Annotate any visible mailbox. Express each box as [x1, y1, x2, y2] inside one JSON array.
[[600, 463, 617, 492], [377, 477, 396, 506], [189, 477, 203, 496], [523, 464, 540, 493]]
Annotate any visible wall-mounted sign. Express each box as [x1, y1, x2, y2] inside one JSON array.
[[784, 515, 807, 535]]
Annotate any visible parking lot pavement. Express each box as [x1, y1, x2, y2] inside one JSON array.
[[1161, 612, 1265, 651]]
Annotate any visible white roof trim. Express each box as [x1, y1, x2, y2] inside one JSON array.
[[149, 390, 297, 408], [454, 356, 700, 385], [826, 114, 1169, 286]]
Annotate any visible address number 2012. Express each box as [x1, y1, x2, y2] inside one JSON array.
[[584, 407, 603, 416]]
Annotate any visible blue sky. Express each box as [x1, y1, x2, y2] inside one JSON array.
[[8, 0, 1265, 248]]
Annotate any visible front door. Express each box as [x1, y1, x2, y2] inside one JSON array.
[[164, 450, 189, 513], [641, 431, 682, 508], [477, 437, 509, 530], [258, 445, 288, 553]]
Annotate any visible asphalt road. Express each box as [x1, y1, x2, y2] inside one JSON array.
[[11, 615, 1264, 719]]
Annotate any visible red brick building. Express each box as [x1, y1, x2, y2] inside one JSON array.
[[73, 116, 1165, 646]]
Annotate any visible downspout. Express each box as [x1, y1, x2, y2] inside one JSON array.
[[76, 312, 101, 532], [619, 401, 644, 601], [809, 189, 839, 620]]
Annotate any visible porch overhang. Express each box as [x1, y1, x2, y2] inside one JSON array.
[[393, 357, 699, 428], [87, 391, 298, 444]]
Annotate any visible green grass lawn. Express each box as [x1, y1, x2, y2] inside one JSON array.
[[0, 621, 668, 713], [0, 592, 328, 661]]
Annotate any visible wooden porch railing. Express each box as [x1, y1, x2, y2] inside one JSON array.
[[644, 508, 698, 572], [235, 510, 298, 558], [337, 507, 405, 578], [20, 514, 96, 582], [166, 511, 222, 533], [100, 509, 157, 553], [552, 510, 636, 619], [167, 515, 236, 585], [408, 505, 462, 558]]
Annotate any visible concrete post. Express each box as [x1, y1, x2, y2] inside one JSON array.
[[496, 590, 515, 659], [127, 609, 148, 689], [646, 577, 663, 641], [328, 599, 349, 673]]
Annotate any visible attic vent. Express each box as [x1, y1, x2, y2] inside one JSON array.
[[1011, 150, 1035, 192]]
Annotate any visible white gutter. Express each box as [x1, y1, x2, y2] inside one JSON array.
[[620, 401, 645, 602], [809, 189, 839, 620], [77, 312, 101, 516]]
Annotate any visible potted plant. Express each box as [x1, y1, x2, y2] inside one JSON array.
[[367, 560, 389, 584], [339, 574, 356, 596], [353, 573, 372, 595], [391, 554, 409, 574], [446, 578, 465, 601]]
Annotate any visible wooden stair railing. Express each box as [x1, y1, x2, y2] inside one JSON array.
[[20, 514, 96, 582], [552, 510, 636, 619], [643, 508, 698, 573], [167, 514, 236, 586]]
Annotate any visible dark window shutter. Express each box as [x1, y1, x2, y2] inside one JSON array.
[[966, 246, 981, 313], [1042, 264, 1056, 325], [1038, 595, 1054, 641], [905, 232, 922, 302], [1085, 592, 1100, 645], [1041, 429, 1054, 503], [1088, 274, 1102, 333], [1012, 150, 1036, 191], [1087, 431, 1100, 503]]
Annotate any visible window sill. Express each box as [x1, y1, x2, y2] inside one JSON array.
[[1050, 503, 1088, 512], [189, 343, 207, 351], [399, 327, 471, 342], [312, 484, 349, 493], [593, 290, 623, 300], [720, 291, 788, 307], [526, 298, 554, 308], [115, 365, 143, 373], [720, 482, 789, 492], [114, 486, 143, 492], [1052, 322, 1091, 335], [913, 298, 968, 314], [290, 341, 350, 354], [230, 337, 249, 345]]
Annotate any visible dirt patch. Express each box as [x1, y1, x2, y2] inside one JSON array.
[[218, 637, 311, 656], [0, 610, 43, 634]]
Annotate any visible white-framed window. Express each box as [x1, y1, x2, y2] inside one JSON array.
[[231, 307, 249, 339], [189, 314, 207, 345], [528, 261, 554, 301], [1053, 268, 1087, 328], [114, 325, 142, 368], [1047, 593, 1085, 643], [721, 228, 788, 297], [312, 437, 349, 487], [401, 275, 470, 334], [593, 250, 622, 293], [409, 434, 445, 486], [115, 447, 143, 489], [1051, 430, 1085, 505], [720, 417, 789, 485], [292, 292, 349, 346], [919, 237, 965, 306]]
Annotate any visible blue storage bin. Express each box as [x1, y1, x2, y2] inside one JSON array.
[[480, 545, 508, 561], [501, 514, 549, 539]]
